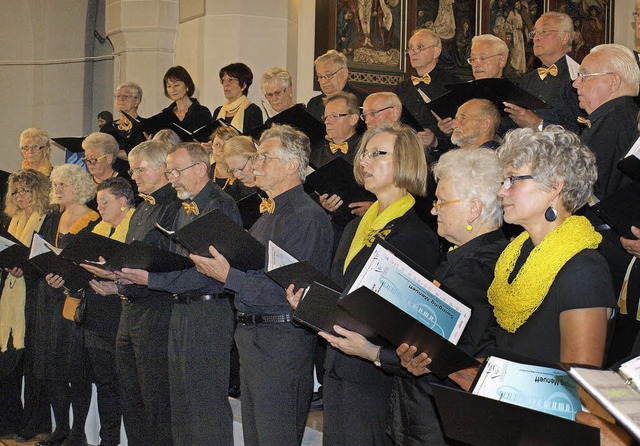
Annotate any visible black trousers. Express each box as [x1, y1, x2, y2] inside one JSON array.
[[85, 344, 121, 446], [168, 298, 234, 446], [235, 322, 316, 446], [116, 297, 173, 446]]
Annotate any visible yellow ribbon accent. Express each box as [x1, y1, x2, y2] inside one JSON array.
[[139, 193, 156, 205], [329, 142, 349, 154], [259, 197, 276, 214], [488, 215, 602, 333], [411, 74, 432, 86], [182, 201, 199, 216], [577, 116, 591, 128], [537, 64, 558, 80]]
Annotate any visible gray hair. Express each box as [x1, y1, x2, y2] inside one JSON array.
[[365, 92, 402, 109], [590, 44, 640, 96], [260, 67, 293, 92], [432, 148, 503, 228], [169, 142, 211, 177], [411, 28, 442, 48], [50, 164, 96, 205], [541, 12, 574, 46], [472, 34, 509, 56], [259, 125, 310, 181], [116, 82, 143, 102], [314, 49, 348, 69], [496, 126, 597, 213], [152, 129, 182, 148], [20, 127, 52, 159], [129, 141, 168, 168], [97, 177, 135, 207], [82, 132, 119, 165], [324, 91, 359, 115]]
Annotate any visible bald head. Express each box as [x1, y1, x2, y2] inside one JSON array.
[[450, 99, 500, 149], [362, 92, 402, 128]]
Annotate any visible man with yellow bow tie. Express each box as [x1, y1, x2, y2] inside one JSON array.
[[394, 28, 460, 150], [503, 12, 581, 133], [190, 125, 333, 446], [115, 142, 241, 445]]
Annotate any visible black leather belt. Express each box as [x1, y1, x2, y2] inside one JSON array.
[[173, 294, 215, 304], [237, 312, 292, 325]]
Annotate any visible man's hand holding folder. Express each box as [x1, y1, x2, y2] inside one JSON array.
[[190, 246, 231, 283]]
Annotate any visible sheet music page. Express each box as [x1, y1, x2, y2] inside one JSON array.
[[0, 235, 16, 252], [266, 240, 298, 272], [624, 135, 640, 160], [347, 244, 471, 344], [474, 356, 582, 420], [619, 355, 640, 391], [29, 233, 61, 258], [417, 89, 432, 104]]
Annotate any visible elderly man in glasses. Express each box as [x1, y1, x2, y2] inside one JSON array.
[[116, 142, 241, 445], [361, 92, 403, 129], [503, 11, 581, 133], [190, 125, 333, 446], [307, 49, 367, 122]]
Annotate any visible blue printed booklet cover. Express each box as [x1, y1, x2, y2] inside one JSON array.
[[472, 356, 582, 420]]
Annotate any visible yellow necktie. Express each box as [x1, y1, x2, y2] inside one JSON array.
[[411, 74, 431, 86], [259, 197, 275, 214], [329, 142, 348, 154], [139, 193, 156, 205], [537, 64, 558, 80], [182, 201, 199, 216], [577, 116, 591, 128]]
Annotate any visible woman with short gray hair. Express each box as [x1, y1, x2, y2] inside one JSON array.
[[101, 81, 147, 159]]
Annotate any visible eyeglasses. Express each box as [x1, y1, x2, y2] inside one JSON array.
[[432, 199, 464, 212], [52, 182, 71, 190], [249, 153, 281, 163], [359, 150, 389, 160], [82, 153, 110, 165], [575, 71, 614, 81], [322, 112, 350, 122], [227, 158, 252, 174], [114, 94, 137, 100], [467, 54, 502, 64], [163, 163, 200, 180], [20, 145, 45, 153], [633, 11, 640, 18], [360, 106, 394, 121], [220, 76, 239, 85], [128, 166, 150, 176], [405, 44, 437, 54], [265, 88, 288, 100], [317, 67, 343, 82], [11, 188, 31, 197], [528, 29, 560, 39], [501, 175, 534, 189]]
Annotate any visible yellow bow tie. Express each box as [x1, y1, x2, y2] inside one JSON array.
[[182, 201, 199, 216], [259, 197, 276, 214], [577, 116, 591, 128], [537, 64, 558, 80], [139, 193, 155, 205], [329, 142, 348, 154], [411, 74, 431, 86]]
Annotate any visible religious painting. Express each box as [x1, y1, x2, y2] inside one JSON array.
[[482, 0, 545, 77], [549, 0, 614, 63], [415, 0, 477, 77]]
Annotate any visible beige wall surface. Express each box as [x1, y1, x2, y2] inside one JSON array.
[[0, 0, 636, 173]]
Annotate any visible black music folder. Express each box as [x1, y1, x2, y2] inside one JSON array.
[[28, 233, 93, 293], [264, 241, 338, 291], [429, 78, 550, 119], [591, 182, 640, 239], [51, 137, 86, 153], [400, 106, 424, 132], [618, 134, 640, 183], [122, 111, 219, 143], [431, 384, 599, 446], [236, 192, 263, 229], [61, 231, 193, 273], [0, 229, 30, 270], [156, 209, 264, 271], [250, 104, 326, 145]]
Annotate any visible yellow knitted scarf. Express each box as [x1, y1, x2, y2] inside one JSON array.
[[22, 159, 52, 177], [0, 211, 46, 351], [216, 95, 252, 132], [343, 193, 415, 273], [92, 208, 135, 243], [488, 215, 601, 333]]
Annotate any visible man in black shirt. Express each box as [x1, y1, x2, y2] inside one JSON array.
[[190, 125, 333, 446]]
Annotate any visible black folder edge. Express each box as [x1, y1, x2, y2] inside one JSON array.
[[304, 156, 375, 204], [591, 182, 640, 238], [266, 258, 339, 291], [122, 110, 220, 143], [292, 281, 376, 338], [51, 137, 86, 154], [236, 192, 263, 230], [267, 104, 326, 145], [618, 134, 640, 183], [337, 239, 478, 379], [157, 209, 265, 272], [0, 228, 30, 270], [105, 240, 194, 273], [431, 384, 599, 446]]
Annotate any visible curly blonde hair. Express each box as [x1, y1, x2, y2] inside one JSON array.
[[50, 164, 96, 205], [4, 169, 52, 218]]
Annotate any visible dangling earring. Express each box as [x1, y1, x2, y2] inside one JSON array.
[[466, 224, 473, 231], [545, 206, 557, 222], [120, 206, 126, 212]]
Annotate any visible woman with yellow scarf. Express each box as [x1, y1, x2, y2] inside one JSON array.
[[214, 62, 264, 134], [0, 170, 52, 441], [19, 128, 54, 177], [289, 123, 440, 445]]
